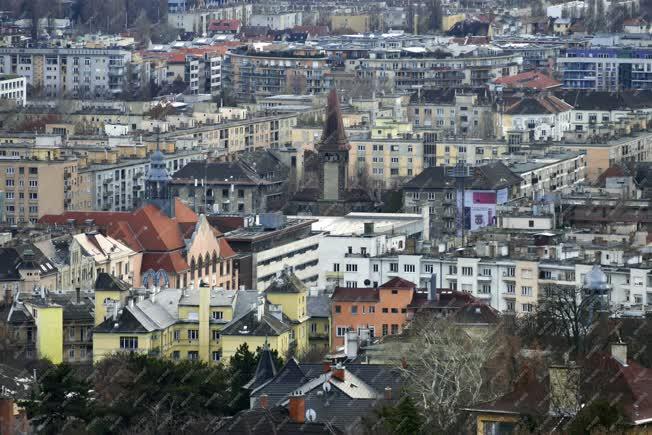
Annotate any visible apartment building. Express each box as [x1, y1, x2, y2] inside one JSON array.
[[223, 46, 330, 101], [408, 89, 495, 140], [0, 74, 25, 105], [434, 139, 509, 167], [556, 131, 652, 181], [82, 149, 205, 212], [5, 289, 94, 364], [331, 277, 415, 349], [500, 94, 573, 143], [508, 152, 587, 200], [165, 113, 297, 154], [250, 12, 302, 30], [0, 47, 132, 98], [168, 3, 253, 34], [558, 48, 652, 91], [345, 51, 522, 91], [349, 138, 424, 189], [0, 157, 86, 224]]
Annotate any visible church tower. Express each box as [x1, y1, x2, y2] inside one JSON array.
[[145, 135, 173, 216], [318, 89, 350, 201]]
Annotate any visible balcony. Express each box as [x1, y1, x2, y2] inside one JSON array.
[[476, 293, 492, 300], [478, 274, 492, 281], [325, 271, 344, 280], [502, 292, 516, 299]]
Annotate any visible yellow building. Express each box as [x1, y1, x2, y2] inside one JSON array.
[[92, 269, 311, 364], [434, 139, 509, 167], [331, 15, 371, 33], [6, 288, 94, 364]]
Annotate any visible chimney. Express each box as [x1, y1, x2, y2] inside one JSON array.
[[112, 303, 118, 321], [288, 393, 305, 423], [384, 386, 392, 400], [259, 393, 269, 409], [611, 342, 628, 366], [428, 274, 438, 302], [75, 287, 81, 304], [332, 363, 345, 382], [256, 295, 265, 322], [4, 287, 13, 305]]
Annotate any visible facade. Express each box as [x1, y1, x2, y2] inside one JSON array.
[[0, 47, 132, 98], [250, 12, 302, 30], [434, 139, 509, 167], [508, 152, 587, 200], [402, 162, 523, 236], [408, 89, 495, 140], [170, 150, 290, 215], [345, 51, 522, 91], [225, 216, 322, 291], [0, 75, 25, 105], [0, 244, 58, 295], [331, 277, 416, 349], [348, 138, 424, 189], [0, 157, 85, 225], [5, 289, 94, 364], [223, 46, 330, 101], [558, 48, 652, 91], [556, 131, 652, 181], [82, 149, 205, 212], [168, 3, 254, 34], [34, 235, 98, 291], [500, 95, 573, 143]]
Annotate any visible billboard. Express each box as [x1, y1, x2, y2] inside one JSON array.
[[464, 190, 497, 231]]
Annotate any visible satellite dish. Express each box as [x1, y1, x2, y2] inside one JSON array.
[[322, 381, 332, 393], [305, 408, 317, 422], [364, 279, 371, 286]]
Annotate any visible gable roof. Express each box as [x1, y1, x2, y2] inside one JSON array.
[[216, 406, 343, 434], [381, 277, 417, 289], [265, 270, 306, 294], [504, 94, 573, 115], [332, 287, 379, 302], [493, 70, 561, 90], [95, 272, 131, 292], [220, 310, 291, 337], [403, 162, 522, 191]]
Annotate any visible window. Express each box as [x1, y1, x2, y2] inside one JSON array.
[[68, 348, 75, 359], [506, 284, 515, 294], [188, 351, 199, 361], [311, 323, 317, 334], [119, 337, 138, 349], [449, 265, 457, 274], [346, 264, 358, 272], [173, 330, 180, 341], [521, 303, 533, 313], [390, 263, 398, 272], [483, 421, 516, 435], [382, 324, 388, 336], [506, 301, 515, 312], [428, 192, 436, 200], [212, 330, 220, 341], [212, 311, 223, 320], [373, 264, 379, 272], [5, 179, 13, 187], [462, 267, 473, 276], [391, 308, 398, 313], [212, 351, 221, 362], [346, 281, 357, 288], [505, 267, 515, 277], [382, 307, 389, 313], [482, 268, 492, 276], [521, 286, 532, 296], [333, 263, 340, 272], [481, 284, 491, 294], [68, 327, 75, 339], [404, 264, 415, 272], [369, 306, 375, 313], [529, 220, 534, 228], [172, 351, 180, 360], [391, 324, 399, 334], [188, 329, 199, 340], [425, 264, 433, 273], [335, 305, 341, 313], [336, 326, 348, 337]]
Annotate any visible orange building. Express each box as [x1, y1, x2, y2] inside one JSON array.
[[330, 277, 417, 349]]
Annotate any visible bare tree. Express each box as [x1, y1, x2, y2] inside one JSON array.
[[397, 317, 505, 432]]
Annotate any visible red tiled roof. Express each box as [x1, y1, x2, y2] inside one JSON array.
[[493, 70, 561, 90], [218, 237, 236, 258], [208, 19, 241, 32], [381, 277, 417, 289], [174, 198, 199, 224], [332, 287, 379, 302], [141, 251, 189, 273]]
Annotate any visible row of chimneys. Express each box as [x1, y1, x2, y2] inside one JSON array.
[[256, 363, 394, 423]]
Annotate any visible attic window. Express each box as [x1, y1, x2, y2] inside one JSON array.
[[475, 307, 481, 314]]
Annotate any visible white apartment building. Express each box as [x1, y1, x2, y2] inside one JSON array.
[[83, 149, 205, 211], [0, 47, 132, 98], [0, 75, 26, 105], [168, 3, 253, 34], [250, 12, 302, 30], [508, 151, 587, 200]]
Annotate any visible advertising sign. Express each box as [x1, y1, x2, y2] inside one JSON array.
[[464, 190, 497, 231]]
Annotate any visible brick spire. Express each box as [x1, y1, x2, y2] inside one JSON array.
[[319, 88, 350, 151]]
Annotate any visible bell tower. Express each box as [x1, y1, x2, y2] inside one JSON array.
[[318, 89, 350, 201], [145, 130, 173, 216]]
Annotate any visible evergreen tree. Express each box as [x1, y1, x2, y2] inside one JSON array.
[[372, 396, 425, 435], [229, 343, 258, 412], [21, 363, 95, 435]]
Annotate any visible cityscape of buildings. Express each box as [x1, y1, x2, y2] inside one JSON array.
[[0, 0, 651, 433]]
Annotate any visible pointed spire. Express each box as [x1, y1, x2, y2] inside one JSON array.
[[244, 343, 278, 390], [319, 88, 350, 151]]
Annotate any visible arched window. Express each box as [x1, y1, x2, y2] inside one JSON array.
[[190, 257, 196, 275], [197, 256, 203, 277], [212, 251, 218, 274], [205, 253, 210, 275]]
